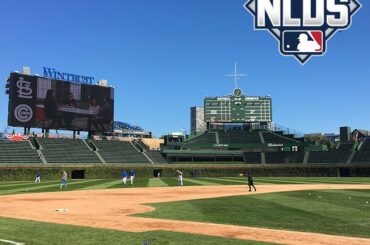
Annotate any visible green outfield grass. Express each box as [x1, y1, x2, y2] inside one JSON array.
[[1, 177, 370, 244], [0, 177, 369, 196], [0, 217, 271, 245], [138, 189, 370, 238]]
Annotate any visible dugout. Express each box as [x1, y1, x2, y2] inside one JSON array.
[[153, 169, 163, 177], [71, 170, 85, 179]]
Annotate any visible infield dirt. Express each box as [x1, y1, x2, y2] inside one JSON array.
[[0, 184, 370, 245]]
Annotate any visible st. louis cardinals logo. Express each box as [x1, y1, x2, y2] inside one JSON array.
[[245, 0, 361, 64]]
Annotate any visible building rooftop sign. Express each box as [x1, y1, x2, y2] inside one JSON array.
[[43, 67, 94, 84]]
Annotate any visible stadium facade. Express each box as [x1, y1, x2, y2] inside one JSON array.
[[1, 66, 370, 175]]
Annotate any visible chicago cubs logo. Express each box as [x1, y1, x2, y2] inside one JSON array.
[[244, 0, 361, 64], [14, 104, 33, 123]]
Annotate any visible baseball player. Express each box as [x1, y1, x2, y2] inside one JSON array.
[[59, 170, 68, 189], [247, 171, 256, 192], [122, 169, 128, 185], [34, 170, 41, 183], [176, 170, 183, 186], [129, 169, 135, 185]]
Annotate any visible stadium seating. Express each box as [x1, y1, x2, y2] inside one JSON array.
[[185, 132, 217, 144], [307, 150, 351, 164], [37, 138, 101, 164], [218, 131, 261, 144], [337, 143, 354, 151], [146, 150, 168, 163], [93, 140, 150, 164], [265, 151, 304, 164], [306, 142, 354, 164], [243, 152, 261, 164], [0, 141, 42, 165], [262, 131, 299, 143], [352, 140, 370, 164]]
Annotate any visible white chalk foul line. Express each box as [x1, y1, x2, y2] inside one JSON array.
[[0, 239, 25, 245]]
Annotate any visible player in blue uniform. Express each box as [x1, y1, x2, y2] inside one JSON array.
[[34, 170, 41, 183], [129, 169, 135, 185]]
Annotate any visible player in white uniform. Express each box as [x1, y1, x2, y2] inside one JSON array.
[[59, 170, 68, 189], [176, 170, 183, 186], [122, 169, 128, 185], [129, 169, 135, 185]]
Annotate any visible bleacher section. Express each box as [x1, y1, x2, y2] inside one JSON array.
[[337, 143, 354, 151], [186, 132, 217, 144], [262, 131, 299, 144], [243, 152, 261, 164], [352, 140, 370, 164], [38, 139, 101, 164], [146, 150, 168, 163], [218, 131, 261, 144], [93, 140, 150, 164], [308, 150, 351, 164], [265, 152, 305, 164], [0, 141, 41, 165]]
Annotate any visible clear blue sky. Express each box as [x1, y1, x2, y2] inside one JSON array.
[[0, 0, 369, 137]]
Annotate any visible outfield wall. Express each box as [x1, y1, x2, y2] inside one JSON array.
[[0, 164, 370, 181]]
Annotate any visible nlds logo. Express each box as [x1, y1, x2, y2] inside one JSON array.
[[245, 0, 361, 64]]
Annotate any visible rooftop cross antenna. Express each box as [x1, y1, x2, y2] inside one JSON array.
[[224, 62, 246, 89]]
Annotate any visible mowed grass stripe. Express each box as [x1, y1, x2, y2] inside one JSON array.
[[0, 217, 271, 245], [260, 192, 358, 213], [81, 180, 123, 190], [160, 177, 202, 186], [217, 177, 281, 185], [254, 178, 313, 184], [319, 189, 370, 198], [226, 177, 361, 184], [0, 179, 100, 195], [205, 177, 247, 184], [200, 178, 247, 185], [285, 178, 369, 184], [0, 181, 32, 185], [0, 180, 61, 190], [147, 178, 169, 187], [274, 190, 370, 229], [0, 181, 61, 192], [221, 177, 292, 185], [184, 178, 219, 186], [138, 189, 370, 238], [261, 177, 370, 184], [241, 178, 309, 184], [107, 178, 150, 189]]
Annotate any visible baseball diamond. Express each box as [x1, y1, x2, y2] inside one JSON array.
[[0, 1, 369, 245]]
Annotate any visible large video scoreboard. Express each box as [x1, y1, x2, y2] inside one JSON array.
[[204, 88, 272, 123], [7, 72, 114, 132]]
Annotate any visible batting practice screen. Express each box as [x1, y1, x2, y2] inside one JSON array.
[[204, 95, 272, 123], [7, 72, 114, 132]]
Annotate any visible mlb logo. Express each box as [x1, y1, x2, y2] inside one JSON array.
[[282, 31, 324, 54]]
